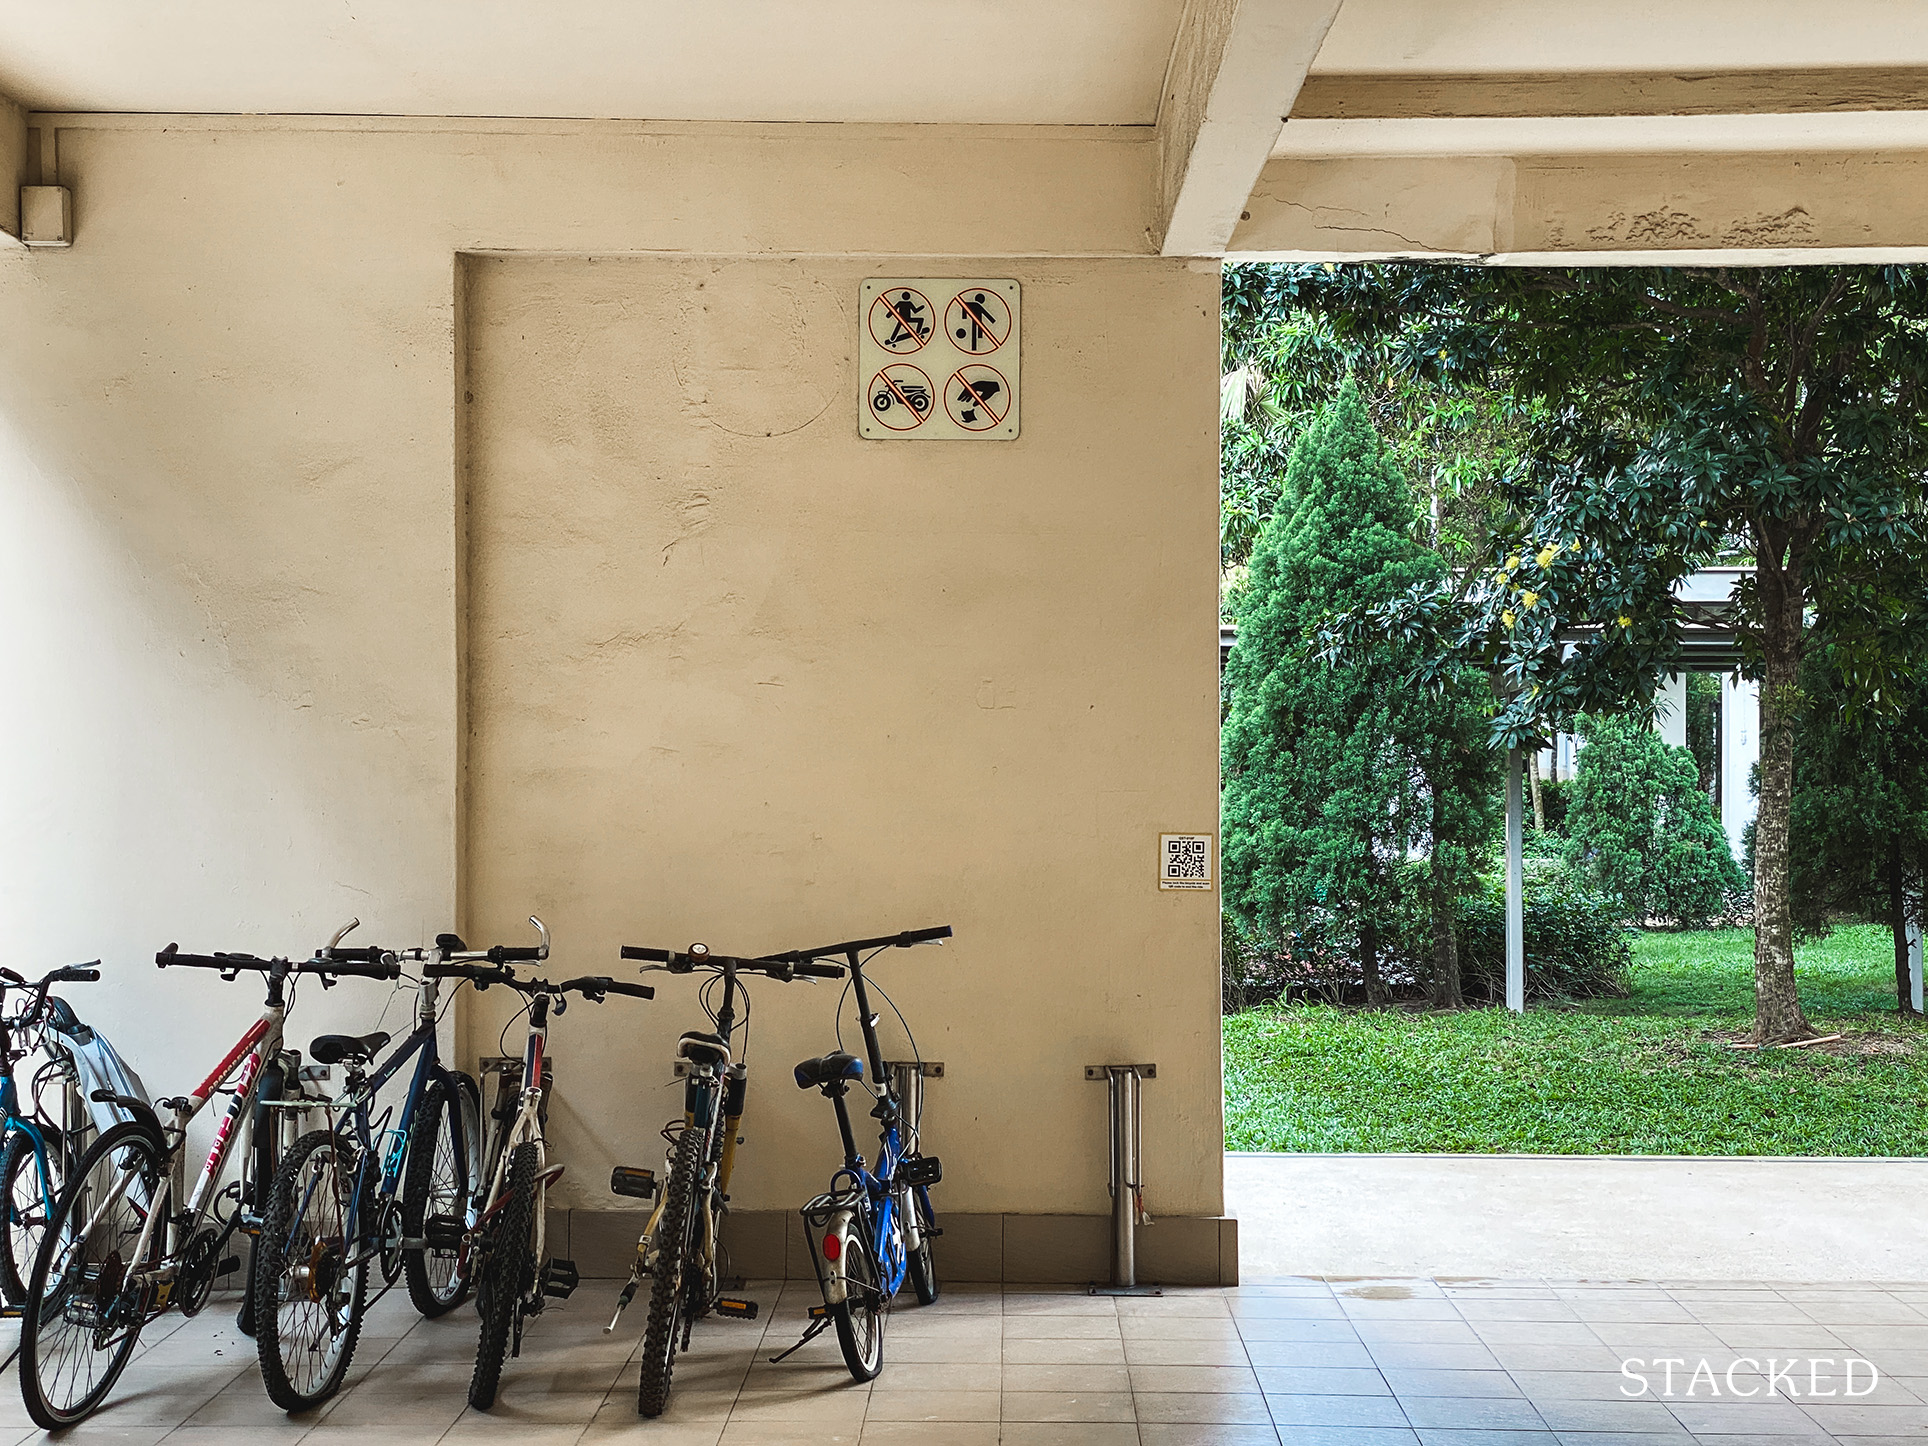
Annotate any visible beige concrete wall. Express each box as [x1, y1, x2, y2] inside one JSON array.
[[0, 115, 1224, 1217], [462, 254, 1224, 1217]]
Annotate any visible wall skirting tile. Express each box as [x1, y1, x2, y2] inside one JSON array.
[[555, 1209, 1238, 1286]]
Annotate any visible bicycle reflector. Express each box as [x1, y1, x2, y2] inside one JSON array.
[[820, 1233, 841, 1262]]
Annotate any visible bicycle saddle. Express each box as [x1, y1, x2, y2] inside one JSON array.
[[677, 1031, 730, 1067], [793, 1051, 863, 1090], [309, 1030, 391, 1066]]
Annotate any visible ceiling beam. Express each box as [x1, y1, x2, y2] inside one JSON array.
[[1293, 67, 1928, 121], [1229, 146, 1928, 262], [0, 90, 23, 243], [1156, 0, 1344, 257]]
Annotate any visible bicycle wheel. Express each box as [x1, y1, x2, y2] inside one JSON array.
[[0, 1127, 63, 1306], [19, 1121, 163, 1429], [237, 1054, 292, 1338], [402, 1072, 481, 1317], [468, 1140, 537, 1410], [830, 1224, 885, 1382], [637, 1123, 704, 1418], [254, 1130, 367, 1412], [903, 1185, 940, 1306]]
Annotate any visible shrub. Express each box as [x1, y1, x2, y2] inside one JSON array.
[[1565, 714, 1748, 928], [1456, 880, 1634, 1002], [1537, 776, 1571, 834]]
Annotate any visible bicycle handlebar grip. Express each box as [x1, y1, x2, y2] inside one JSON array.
[[490, 945, 544, 963], [619, 945, 673, 962], [793, 962, 846, 979], [302, 959, 401, 981], [55, 966, 102, 983], [600, 980, 656, 1000], [317, 946, 387, 965], [157, 947, 265, 971], [899, 926, 954, 946]]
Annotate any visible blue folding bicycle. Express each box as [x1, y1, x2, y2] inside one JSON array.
[[776, 926, 951, 1380]]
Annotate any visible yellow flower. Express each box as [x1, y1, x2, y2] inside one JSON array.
[[1322, 262, 1336, 272], [1502, 609, 1516, 629], [1699, 520, 1710, 528], [1505, 555, 1520, 571], [1521, 591, 1539, 609], [1617, 615, 1633, 628], [1530, 683, 1541, 698], [1535, 546, 1559, 569]]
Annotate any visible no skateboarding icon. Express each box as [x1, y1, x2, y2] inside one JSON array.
[[945, 289, 1009, 354], [869, 288, 934, 354], [869, 363, 935, 430], [946, 364, 1010, 431]]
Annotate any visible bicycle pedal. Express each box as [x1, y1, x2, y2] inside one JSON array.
[[423, 1214, 466, 1250], [807, 1304, 829, 1320], [713, 1297, 758, 1321], [902, 1154, 942, 1187], [216, 1256, 241, 1276], [609, 1165, 656, 1200], [543, 1258, 580, 1298]]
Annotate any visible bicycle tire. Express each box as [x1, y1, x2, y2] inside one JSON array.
[[237, 1055, 291, 1339], [637, 1123, 705, 1418], [468, 1139, 537, 1410], [402, 1072, 481, 1317], [19, 1120, 163, 1429], [904, 1186, 940, 1306], [254, 1130, 367, 1412], [0, 1127, 61, 1306], [831, 1226, 885, 1381]]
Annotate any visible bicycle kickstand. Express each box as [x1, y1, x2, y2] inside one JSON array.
[[766, 1307, 834, 1364]]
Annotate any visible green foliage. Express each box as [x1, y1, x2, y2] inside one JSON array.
[[1536, 775, 1572, 834], [1565, 715, 1748, 927], [1224, 926, 1928, 1154], [1222, 383, 1495, 992], [1453, 879, 1633, 1003]]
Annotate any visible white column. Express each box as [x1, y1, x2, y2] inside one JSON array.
[[1910, 914, 1923, 1015], [1506, 747, 1524, 1013], [1656, 673, 1687, 749], [1721, 675, 1760, 863]]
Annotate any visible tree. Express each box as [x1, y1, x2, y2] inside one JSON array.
[[1789, 648, 1928, 1014], [1565, 714, 1748, 928], [1222, 381, 1496, 1006], [1297, 264, 1928, 1043]]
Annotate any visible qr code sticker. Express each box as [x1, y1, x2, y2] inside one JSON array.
[[1159, 834, 1213, 890]]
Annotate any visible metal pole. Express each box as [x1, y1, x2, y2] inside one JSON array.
[[1506, 746, 1525, 1013], [889, 1061, 925, 1142], [1109, 1065, 1140, 1288]]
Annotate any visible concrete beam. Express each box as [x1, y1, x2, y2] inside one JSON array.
[[0, 90, 24, 242], [1155, 0, 1343, 257], [1293, 67, 1928, 120], [1230, 147, 1928, 261]]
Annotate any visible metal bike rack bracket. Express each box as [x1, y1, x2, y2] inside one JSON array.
[[1086, 1063, 1159, 1296]]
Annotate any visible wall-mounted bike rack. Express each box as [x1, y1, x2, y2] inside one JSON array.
[[1085, 1062, 1157, 1295], [884, 1059, 943, 1139]]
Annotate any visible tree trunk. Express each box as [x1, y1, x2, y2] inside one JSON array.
[[1428, 857, 1463, 1010], [1751, 567, 1815, 1044], [1890, 838, 1918, 1017], [1359, 917, 1385, 1008], [1527, 750, 1545, 831]]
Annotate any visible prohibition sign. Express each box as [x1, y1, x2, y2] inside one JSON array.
[[946, 364, 1010, 431], [869, 363, 935, 431], [868, 287, 934, 353], [946, 289, 1010, 354]]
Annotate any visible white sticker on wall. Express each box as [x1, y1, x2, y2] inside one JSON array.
[[860, 279, 1020, 440], [1159, 834, 1214, 891]]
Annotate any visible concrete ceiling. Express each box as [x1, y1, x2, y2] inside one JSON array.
[[0, 0, 1189, 124]]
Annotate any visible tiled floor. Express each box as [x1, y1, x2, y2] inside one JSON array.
[[0, 1277, 1924, 1444]]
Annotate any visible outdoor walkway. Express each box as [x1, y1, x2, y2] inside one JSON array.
[[0, 1275, 1924, 1444], [1229, 1152, 1928, 1282]]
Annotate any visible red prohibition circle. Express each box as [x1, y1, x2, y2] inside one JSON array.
[[945, 364, 1011, 431], [945, 288, 1010, 354], [868, 288, 935, 354], [869, 364, 935, 431]]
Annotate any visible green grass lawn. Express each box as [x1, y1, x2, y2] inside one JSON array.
[[1223, 925, 1928, 1155]]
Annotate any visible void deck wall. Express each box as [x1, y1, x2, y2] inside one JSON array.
[[0, 118, 1228, 1281]]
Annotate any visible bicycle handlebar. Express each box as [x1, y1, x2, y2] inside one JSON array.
[[763, 925, 953, 965], [156, 944, 400, 981], [555, 976, 655, 1002], [620, 943, 844, 983], [423, 961, 519, 988]]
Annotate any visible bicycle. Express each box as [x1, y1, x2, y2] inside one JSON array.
[[776, 926, 951, 1380], [466, 957, 654, 1410], [250, 922, 548, 1411], [17, 929, 396, 1430], [0, 963, 107, 1305], [607, 940, 844, 1418]]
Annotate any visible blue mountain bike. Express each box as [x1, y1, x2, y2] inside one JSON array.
[[0, 964, 104, 1307], [778, 926, 950, 1381]]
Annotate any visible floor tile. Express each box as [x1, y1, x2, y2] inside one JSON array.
[[1001, 1390, 1137, 1422], [1131, 1365, 1264, 1393], [1134, 1392, 1277, 1425], [1265, 1394, 1411, 1428], [1396, 1397, 1547, 1430], [1137, 1425, 1284, 1445], [1257, 1367, 1392, 1397], [861, 1388, 1000, 1421]]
